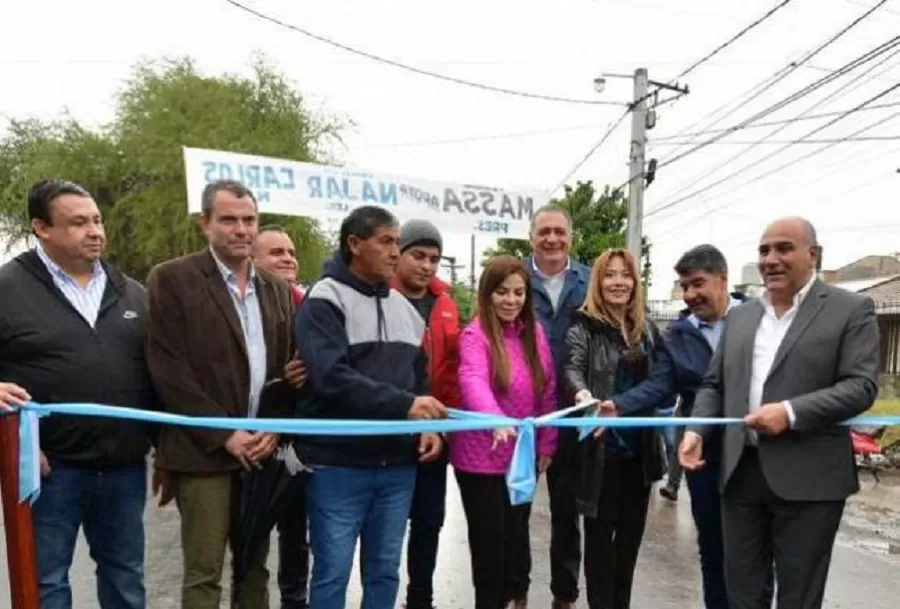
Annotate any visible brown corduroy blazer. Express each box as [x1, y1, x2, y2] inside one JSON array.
[[145, 249, 294, 473]]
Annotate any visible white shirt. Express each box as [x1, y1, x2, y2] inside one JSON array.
[[210, 249, 268, 419], [748, 274, 816, 439], [532, 257, 570, 312], [35, 243, 107, 328]]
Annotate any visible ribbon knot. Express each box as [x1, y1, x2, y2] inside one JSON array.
[[505, 417, 537, 506]]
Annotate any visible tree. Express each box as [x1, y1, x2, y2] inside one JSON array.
[[0, 55, 341, 282], [451, 283, 476, 323], [483, 181, 652, 287]]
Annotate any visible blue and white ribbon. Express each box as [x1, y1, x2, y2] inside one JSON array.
[[8, 402, 900, 507]]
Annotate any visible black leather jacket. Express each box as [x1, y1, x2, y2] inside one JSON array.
[[561, 311, 666, 517]]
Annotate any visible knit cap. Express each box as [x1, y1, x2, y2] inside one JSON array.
[[399, 219, 443, 254]]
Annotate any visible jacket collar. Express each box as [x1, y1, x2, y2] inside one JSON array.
[[15, 249, 127, 293], [388, 275, 451, 297], [322, 252, 390, 298]]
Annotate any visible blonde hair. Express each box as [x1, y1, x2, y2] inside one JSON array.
[[581, 248, 647, 346]]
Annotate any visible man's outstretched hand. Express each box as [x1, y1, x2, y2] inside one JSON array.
[[418, 433, 443, 462], [0, 382, 30, 412], [408, 396, 447, 420], [679, 431, 706, 471], [284, 352, 307, 389]]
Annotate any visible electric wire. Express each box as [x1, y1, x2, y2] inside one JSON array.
[[650, 40, 900, 209], [548, 110, 630, 194], [649, 101, 900, 140], [354, 122, 609, 150], [222, 0, 626, 106], [651, 135, 900, 145], [647, 84, 900, 238], [674, 0, 797, 79], [654, 140, 900, 246], [655, 0, 888, 162], [654, 34, 900, 174]]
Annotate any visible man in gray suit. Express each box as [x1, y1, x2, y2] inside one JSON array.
[[679, 216, 879, 609]]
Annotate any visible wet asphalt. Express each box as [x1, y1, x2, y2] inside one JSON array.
[[2, 470, 899, 608]]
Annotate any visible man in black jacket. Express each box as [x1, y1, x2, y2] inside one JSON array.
[[0, 180, 155, 609]]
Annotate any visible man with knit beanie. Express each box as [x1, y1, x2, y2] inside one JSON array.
[[391, 219, 462, 609]]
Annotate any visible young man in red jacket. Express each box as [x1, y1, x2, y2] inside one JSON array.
[[391, 219, 461, 609]]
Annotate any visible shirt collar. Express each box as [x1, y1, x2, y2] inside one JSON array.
[[762, 273, 816, 312], [689, 297, 741, 329], [532, 256, 571, 280], [209, 247, 256, 283], [34, 242, 104, 282]]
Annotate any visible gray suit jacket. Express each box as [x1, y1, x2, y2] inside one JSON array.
[[690, 279, 879, 501]]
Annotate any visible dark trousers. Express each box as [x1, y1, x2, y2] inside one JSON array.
[[456, 470, 532, 609], [583, 454, 651, 609], [547, 430, 581, 603], [276, 476, 310, 609], [33, 460, 147, 609], [662, 425, 684, 492], [686, 462, 730, 609], [722, 448, 844, 609], [405, 460, 447, 609]]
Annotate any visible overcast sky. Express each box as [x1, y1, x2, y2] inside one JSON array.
[[2, 0, 899, 297]]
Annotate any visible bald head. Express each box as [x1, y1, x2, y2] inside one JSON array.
[[764, 216, 818, 247], [758, 216, 820, 306]]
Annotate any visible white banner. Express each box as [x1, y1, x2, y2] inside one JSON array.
[[183, 147, 547, 240]]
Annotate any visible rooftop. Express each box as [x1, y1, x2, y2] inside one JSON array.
[[832, 275, 900, 293]]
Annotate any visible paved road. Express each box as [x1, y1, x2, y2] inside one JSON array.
[[2, 471, 899, 608]]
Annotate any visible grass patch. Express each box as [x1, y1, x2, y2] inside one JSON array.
[[871, 400, 900, 447]]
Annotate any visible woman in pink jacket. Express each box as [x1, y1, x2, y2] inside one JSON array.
[[451, 254, 558, 609]]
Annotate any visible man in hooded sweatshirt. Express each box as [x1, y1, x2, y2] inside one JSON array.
[[293, 205, 447, 609]]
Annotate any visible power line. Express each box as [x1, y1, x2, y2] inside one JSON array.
[[649, 101, 900, 140], [654, 33, 900, 174], [549, 110, 630, 194], [354, 122, 609, 149], [656, 0, 888, 162], [222, 0, 626, 106], [654, 141, 900, 245], [606, 0, 891, 194], [651, 135, 900, 145], [650, 39, 900, 209], [844, 0, 900, 17], [647, 83, 900, 225], [674, 0, 796, 79]]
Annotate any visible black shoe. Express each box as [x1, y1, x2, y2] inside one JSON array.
[[659, 486, 678, 501]]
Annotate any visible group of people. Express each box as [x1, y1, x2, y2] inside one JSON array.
[[0, 177, 879, 609]]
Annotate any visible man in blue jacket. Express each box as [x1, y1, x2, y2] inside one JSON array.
[[600, 244, 762, 609], [524, 205, 591, 609], [292, 205, 446, 609]]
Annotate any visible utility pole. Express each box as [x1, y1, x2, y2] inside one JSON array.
[[440, 255, 464, 286], [626, 68, 649, 262]]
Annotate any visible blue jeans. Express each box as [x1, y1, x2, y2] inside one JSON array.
[[307, 465, 416, 609], [32, 459, 147, 609]]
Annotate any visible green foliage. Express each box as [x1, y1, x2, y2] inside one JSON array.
[[0, 55, 341, 282], [451, 283, 476, 322], [483, 181, 652, 286]]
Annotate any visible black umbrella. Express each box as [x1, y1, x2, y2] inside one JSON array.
[[231, 378, 306, 602]]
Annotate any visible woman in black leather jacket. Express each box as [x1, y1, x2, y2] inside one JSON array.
[[562, 247, 666, 609]]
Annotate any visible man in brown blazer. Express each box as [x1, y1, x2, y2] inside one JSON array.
[[146, 179, 295, 609]]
